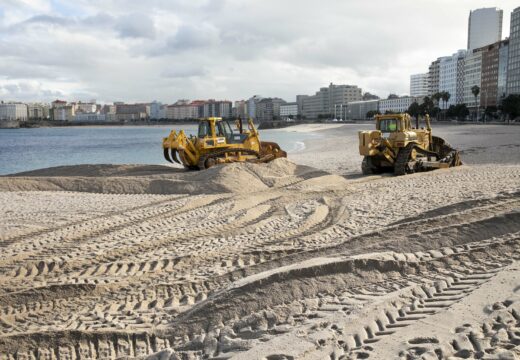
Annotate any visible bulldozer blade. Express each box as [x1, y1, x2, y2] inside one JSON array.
[[260, 141, 287, 159], [164, 148, 173, 163], [171, 149, 182, 164]]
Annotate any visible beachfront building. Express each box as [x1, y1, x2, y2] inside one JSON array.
[[300, 83, 362, 119], [233, 100, 248, 119], [150, 101, 163, 120], [256, 98, 286, 123], [507, 7, 520, 95], [75, 101, 97, 113], [345, 100, 379, 120], [467, 7, 503, 51], [115, 103, 149, 122], [74, 113, 106, 122], [498, 40, 510, 102], [166, 100, 199, 120], [428, 58, 444, 96], [0, 103, 28, 121], [202, 100, 232, 118], [463, 48, 484, 109], [410, 73, 429, 97], [27, 103, 50, 120], [53, 105, 75, 121], [296, 95, 309, 118], [438, 50, 467, 108], [480, 40, 509, 108], [379, 96, 423, 114], [280, 102, 298, 119], [246, 95, 263, 120]]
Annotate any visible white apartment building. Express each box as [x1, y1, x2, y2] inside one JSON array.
[[410, 73, 429, 97], [438, 50, 467, 108], [468, 8, 503, 51], [379, 97, 423, 114], [0, 103, 28, 121], [280, 102, 298, 118], [464, 49, 483, 108]]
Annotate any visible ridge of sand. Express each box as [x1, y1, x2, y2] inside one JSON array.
[[0, 159, 348, 195]]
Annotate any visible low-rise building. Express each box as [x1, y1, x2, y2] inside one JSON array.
[[280, 102, 298, 118], [379, 96, 423, 114], [115, 103, 149, 122], [345, 100, 379, 120], [74, 113, 106, 122]]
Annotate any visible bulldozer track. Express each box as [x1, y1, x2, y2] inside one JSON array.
[[1, 233, 517, 359], [197, 148, 260, 170]]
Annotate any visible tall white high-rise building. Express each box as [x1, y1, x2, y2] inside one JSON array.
[[438, 50, 467, 109], [410, 73, 429, 97], [464, 49, 484, 108], [506, 7, 520, 96], [467, 8, 503, 51]]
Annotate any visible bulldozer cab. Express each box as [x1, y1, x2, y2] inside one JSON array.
[[376, 114, 414, 134], [197, 117, 248, 144]]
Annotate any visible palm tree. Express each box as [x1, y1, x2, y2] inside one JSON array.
[[471, 85, 480, 121]]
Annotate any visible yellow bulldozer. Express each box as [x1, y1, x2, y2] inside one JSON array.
[[358, 113, 462, 176], [163, 117, 287, 170]]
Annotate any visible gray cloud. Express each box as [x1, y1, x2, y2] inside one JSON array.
[[164, 23, 220, 52], [115, 13, 156, 39]]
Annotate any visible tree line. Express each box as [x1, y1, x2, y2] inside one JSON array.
[[366, 87, 520, 121]]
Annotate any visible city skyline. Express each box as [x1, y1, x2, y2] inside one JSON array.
[[0, 0, 519, 103]]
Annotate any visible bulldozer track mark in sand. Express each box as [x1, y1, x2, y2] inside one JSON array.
[[2, 234, 517, 359], [0, 194, 187, 247], [0, 195, 238, 280]]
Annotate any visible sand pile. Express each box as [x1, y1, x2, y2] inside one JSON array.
[[0, 158, 341, 195]]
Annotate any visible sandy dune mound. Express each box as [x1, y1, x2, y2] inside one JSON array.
[[0, 158, 344, 195]]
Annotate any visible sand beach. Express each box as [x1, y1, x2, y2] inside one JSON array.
[[0, 123, 519, 359]]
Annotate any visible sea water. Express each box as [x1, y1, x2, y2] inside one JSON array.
[[0, 125, 318, 175]]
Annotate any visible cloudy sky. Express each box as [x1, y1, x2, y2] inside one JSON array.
[[0, 0, 518, 104]]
